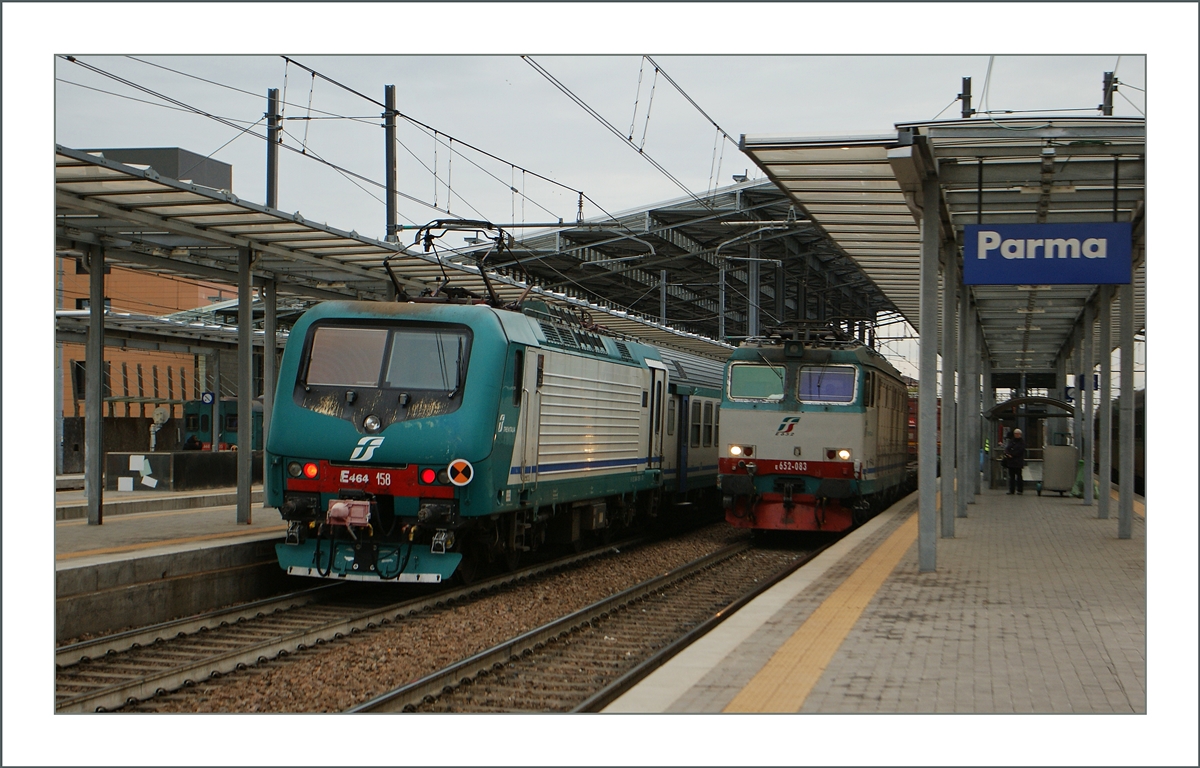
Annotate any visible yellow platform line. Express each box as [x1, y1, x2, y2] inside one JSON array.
[[56, 526, 286, 561], [724, 514, 919, 713], [1108, 488, 1145, 517]]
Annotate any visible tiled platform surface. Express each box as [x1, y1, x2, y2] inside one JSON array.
[[608, 486, 1146, 714]]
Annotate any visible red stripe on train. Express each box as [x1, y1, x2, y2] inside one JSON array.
[[718, 458, 855, 478], [285, 461, 455, 498]]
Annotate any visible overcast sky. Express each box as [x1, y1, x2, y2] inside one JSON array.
[[54, 53, 1148, 245], [49, 51, 1150, 377], [7, 3, 1199, 767]]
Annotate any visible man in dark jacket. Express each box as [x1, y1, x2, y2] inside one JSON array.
[[1004, 428, 1027, 494]]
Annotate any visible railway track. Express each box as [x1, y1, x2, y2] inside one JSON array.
[[55, 542, 636, 713], [350, 540, 824, 713]]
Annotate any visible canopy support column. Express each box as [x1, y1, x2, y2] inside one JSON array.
[[959, 294, 975, 513], [1097, 286, 1113, 519], [1082, 302, 1095, 506], [918, 178, 941, 572], [237, 247, 253, 524], [940, 245, 958, 539], [1117, 282, 1135, 539], [85, 245, 105, 526], [263, 278, 277, 492]]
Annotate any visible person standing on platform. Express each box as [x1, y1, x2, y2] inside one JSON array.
[[1003, 428, 1027, 495]]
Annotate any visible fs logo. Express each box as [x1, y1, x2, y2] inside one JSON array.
[[349, 436, 385, 462], [775, 416, 800, 436]]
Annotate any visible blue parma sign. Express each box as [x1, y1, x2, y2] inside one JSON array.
[[962, 223, 1132, 285]]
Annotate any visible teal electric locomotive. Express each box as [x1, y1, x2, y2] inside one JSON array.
[[267, 298, 722, 583]]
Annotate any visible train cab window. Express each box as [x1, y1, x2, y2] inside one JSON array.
[[667, 398, 676, 436], [797, 365, 857, 403], [702, 401, 713, 447], [384, 328, 470, 393], [728, 363, 786, 401], [690, 401, 702, 448], [307, 327, 389, 386], [306, 324, 471, 396]]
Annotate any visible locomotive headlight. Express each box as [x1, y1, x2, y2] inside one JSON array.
[[729, 444, 754, 457], [363, 414, 382, 433], [287, 461, 302, 478], [837, 449, 851, 461]]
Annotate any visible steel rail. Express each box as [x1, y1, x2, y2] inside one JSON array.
[[56, 584, 340, 668], [347, 542, 753, 713], [572, 539, 834, 712], [57, 540, 638, 713]]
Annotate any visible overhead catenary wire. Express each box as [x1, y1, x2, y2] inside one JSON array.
[[110, 54, 567, 224], [637, 64, 658, 151], [64, 55, 483, 222], [644, 56, 738, 151], [1115, 90, 1145, 116], [56, 77, 260, 123], [178, 116, 267, 182], [522, 55, 715, 212], [64, 54, 699, 296], [627, 58, 646, 141]]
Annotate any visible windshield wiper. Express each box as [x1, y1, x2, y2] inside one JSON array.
[[755, 352, 785, 392], [447, 337, 465, 399]]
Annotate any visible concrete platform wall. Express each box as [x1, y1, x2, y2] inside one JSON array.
[[56, 540, 291, 642]]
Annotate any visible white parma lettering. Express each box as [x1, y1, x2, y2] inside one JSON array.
[[1082, 238, 1107, 258], [1001, 239, 1024, 259], [976, 232, 1107, 260], [1046, 238, 1081, 259], [977, 230, 1001, 259]]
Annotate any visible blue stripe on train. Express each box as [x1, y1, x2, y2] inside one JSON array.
[[509, 456, 648, 475]]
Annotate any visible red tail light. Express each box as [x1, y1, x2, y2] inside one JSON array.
[[303, 462, 319, 479], [420, 468, 437, 484]]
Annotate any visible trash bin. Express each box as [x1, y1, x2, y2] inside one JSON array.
[[1041, 445, 1077, 497]]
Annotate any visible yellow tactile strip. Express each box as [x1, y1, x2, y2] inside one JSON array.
[[723, 514, 919, 713], [1109, 488, 1146, 516]]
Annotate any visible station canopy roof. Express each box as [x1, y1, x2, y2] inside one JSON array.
[[741, 117, 1146, 375], [56, 145, 899, 360]]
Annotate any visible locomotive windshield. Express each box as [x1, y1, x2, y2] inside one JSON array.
[[728, 363, 786, 401], [797, 365, 857, 403], [306, 324, 470, 393]]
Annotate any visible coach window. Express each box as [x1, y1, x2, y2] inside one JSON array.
[[702, 401, 713, 446], [714, 406, 720, 446], [728, 363, 786, 401], [667, 398, 676, 436], [690, 401, 702, 447]]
